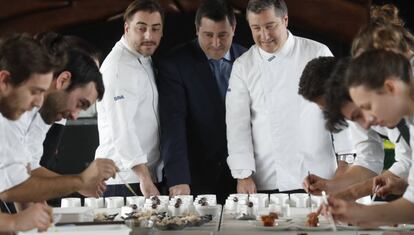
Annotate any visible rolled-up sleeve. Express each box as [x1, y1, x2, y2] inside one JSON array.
[[332, 125, 355, 154], [403, 165, 414, 203], [350, 123, 385, 174], [389, 138, 412, 179], [226, 60, 256, 173]]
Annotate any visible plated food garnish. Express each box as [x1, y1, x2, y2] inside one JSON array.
[[94, 212, 119, 221], [198, 197, 209, 206], [305, 212, 319, 227], [261, 215, 276, 227]]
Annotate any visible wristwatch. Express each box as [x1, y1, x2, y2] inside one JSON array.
[[336, 153, 356, 164]]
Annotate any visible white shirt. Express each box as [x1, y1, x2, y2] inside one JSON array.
[[95, 37, 162, 184], [0, 109, 51, 193], [403, 117, 414, 203], [350, 122, 411, 178], [0, 114, 29, 193], [226, 32, 346, 191]]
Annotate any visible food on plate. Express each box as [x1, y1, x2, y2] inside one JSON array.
[[261, 215, 276, 227], [247, 201, 254, 208], [151, 196, 161, 205], [269, 212, 278, 219], [305, 212, 319, 227], [174, 198, 182, 208], [94, 212, 119, 221]]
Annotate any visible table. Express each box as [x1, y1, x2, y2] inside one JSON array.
[[19, 206, 411, 235]]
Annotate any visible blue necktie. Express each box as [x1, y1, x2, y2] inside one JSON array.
[[210, 59, 228, 99]]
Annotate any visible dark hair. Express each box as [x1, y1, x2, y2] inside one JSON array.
[[346, 49, 412, 91], [36, 32, 102, 70], [370, 4, 404, 26], [246, 0, 288, 18], [298, 56, 338, 101], [323, 57, 352, 132], [123, 0, 164, 22], [0, 33, 56, 86], [195, 0, 236, 28], [64, 50, 105, 100]]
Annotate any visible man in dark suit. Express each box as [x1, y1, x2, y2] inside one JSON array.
[[157, 0, 246, 204]]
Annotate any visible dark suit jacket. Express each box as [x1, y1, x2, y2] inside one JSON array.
[[157, 39, 246, 191]]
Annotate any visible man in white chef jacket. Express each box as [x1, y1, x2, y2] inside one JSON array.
[[95, 0, 164, 197], [226, 0, 352, 193], [0, 48, 119, 203], [0, 34, 56, 232]]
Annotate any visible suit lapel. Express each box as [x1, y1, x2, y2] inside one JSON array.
[[190, 40, 224, 110]]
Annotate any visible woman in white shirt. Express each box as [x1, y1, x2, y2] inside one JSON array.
[[327, 49, 414, 226]]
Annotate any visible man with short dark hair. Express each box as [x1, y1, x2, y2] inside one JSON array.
[[298, 56, 338, 105], [96, 0, 164, 198], [0, 41, 118, 203], [298, 56, 354, 177], [0, 34, 55, 120], [0, 34, 55, 233], [157, 0, 246, 203]]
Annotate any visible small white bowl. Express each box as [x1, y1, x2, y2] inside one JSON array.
[[195, 204, 221, 218]]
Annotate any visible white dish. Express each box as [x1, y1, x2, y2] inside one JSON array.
[[252, 221, 292, 231], [295, 223, 332, 231], [53, 207, 94, 223], [255, 216, 292, 222], [19, 224, 131, 235], [195, 204, 221, 218], [60, 198, 81, 208], [336, 224, 361, 230]]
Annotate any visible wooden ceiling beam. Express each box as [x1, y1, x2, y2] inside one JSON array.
[[0, 0, 370, 43]]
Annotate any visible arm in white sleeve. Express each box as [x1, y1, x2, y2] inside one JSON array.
[[320, 45, 333, 57], [231, 170, 253, 179], [100, 67, 147, 169], [403, 160, 414, 203], [350, 123, 385, 175], [332, 126, 355, 154], [226, 60, 256, 174], [0, 164, 30, 194], [26, 113, 51, 170], [389, 138, 412, 179]]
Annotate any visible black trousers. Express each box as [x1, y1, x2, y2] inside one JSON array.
[[190, 165, 237, 205], [0, 200, 16, 213]]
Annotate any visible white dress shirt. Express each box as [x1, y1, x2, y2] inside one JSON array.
[[350, 122, 411, 178], [226, 32, 346, 191], [95, 37, 162, 184]]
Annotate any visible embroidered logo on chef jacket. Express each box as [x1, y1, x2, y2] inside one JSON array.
[[113, 95, 125, 101], [268, 55, 276, 62]]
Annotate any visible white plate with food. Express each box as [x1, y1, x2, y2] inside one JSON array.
[[252, 221, 292, 231], [256, 215, 292, 222], [336, 223, 361, 230], [295, 223, 332, 231]]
